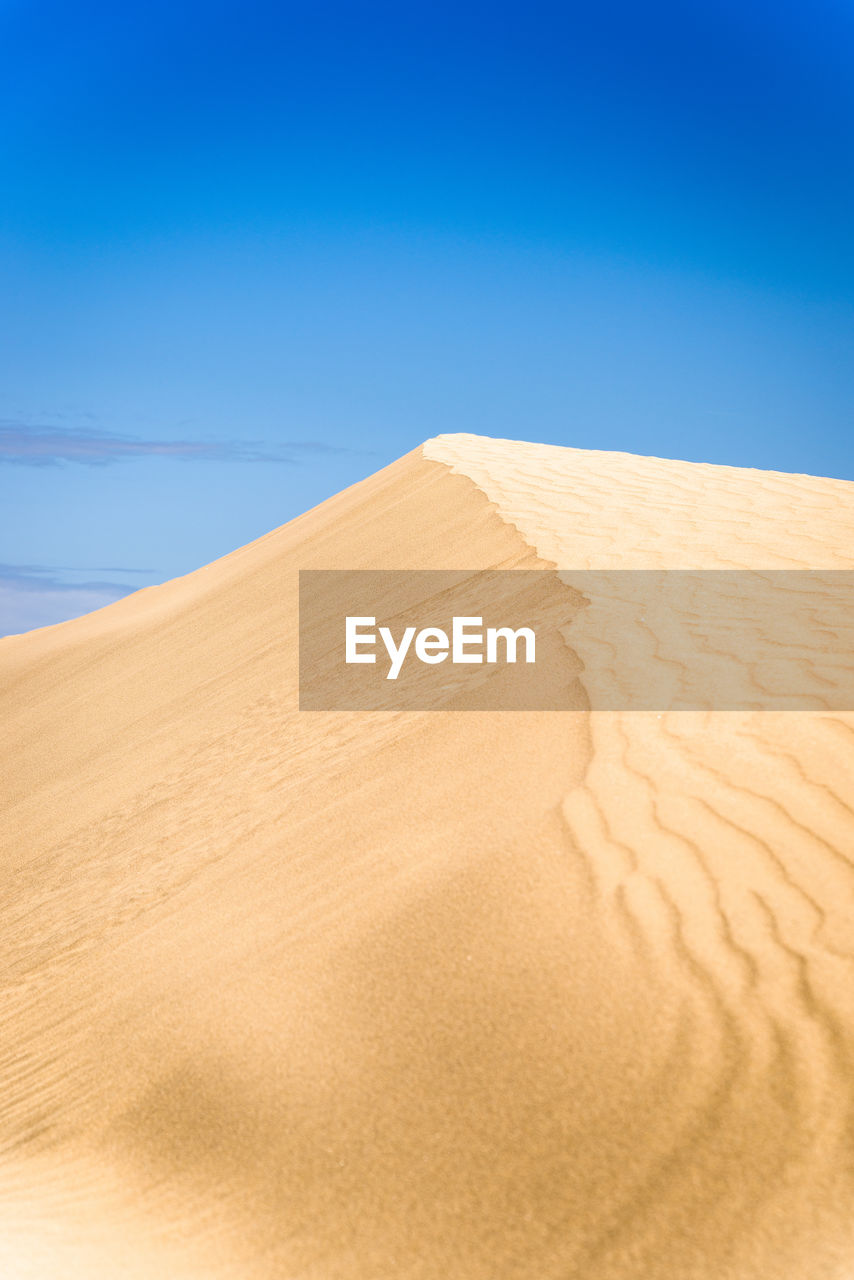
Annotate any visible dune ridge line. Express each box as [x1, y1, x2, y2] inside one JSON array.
[[1, 435, 853, 1278]]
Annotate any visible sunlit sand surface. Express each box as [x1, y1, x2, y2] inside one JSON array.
[[2, 434, 853, 1277]]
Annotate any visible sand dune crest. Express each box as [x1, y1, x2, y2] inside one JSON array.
[[1, 436, 853, 1277]]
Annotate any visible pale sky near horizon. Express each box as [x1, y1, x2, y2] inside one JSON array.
[[2, 0, 853, 634]]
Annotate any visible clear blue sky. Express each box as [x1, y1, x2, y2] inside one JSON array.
[[2, 0, 852, 632]]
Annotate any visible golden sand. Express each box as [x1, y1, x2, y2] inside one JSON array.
[[1, 435, 853, 1277]]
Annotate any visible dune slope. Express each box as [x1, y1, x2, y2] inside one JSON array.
[[1, 435, 853, 1278]]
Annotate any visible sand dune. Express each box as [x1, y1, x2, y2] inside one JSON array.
[[1, 434, 853, 1278]]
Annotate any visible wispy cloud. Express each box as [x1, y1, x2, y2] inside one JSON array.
[[0, 563, 153, 637], [0, 563, 150, 594], [0, 425, 364, 466]]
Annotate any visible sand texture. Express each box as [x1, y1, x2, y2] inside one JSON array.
[[1, 433, 854, 1278]]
